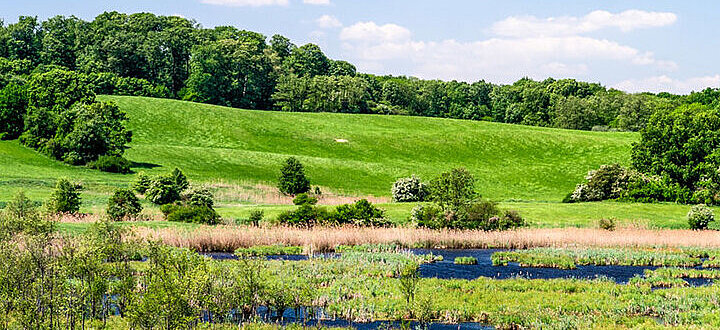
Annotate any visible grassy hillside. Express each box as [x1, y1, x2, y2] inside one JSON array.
[[0, 95, 636, 206]]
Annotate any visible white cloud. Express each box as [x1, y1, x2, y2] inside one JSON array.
[[201, 0, 288, 6], [316, 15, 342, 29], [303, 0, 330, 4], [491, 10, 677, 38], [340, 21, 411, 42], [613, 75, 720, 94], [341, 28, 676, 83]]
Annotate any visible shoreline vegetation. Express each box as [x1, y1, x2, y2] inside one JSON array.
[[132, 225, 720, 252]]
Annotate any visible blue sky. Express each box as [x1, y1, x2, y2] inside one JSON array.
[[1, 0, 718, 94]]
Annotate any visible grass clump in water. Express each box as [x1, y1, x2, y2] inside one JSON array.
[[454, 256, 478, 265]]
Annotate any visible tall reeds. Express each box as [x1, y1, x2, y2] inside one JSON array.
[[132, 226, 720, 252]]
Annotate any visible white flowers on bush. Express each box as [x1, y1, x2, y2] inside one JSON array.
[[392, 175, 427, 202], [688, 204, 715, 230], [570, 164, 630, 202]]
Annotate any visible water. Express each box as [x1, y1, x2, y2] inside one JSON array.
[[201, 249, 714, 286], [412, 249, 714, 286]]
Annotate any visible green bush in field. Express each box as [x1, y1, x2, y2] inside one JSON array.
[[428, 168, 476, 213], [106, 188, 142, 221], [171, 167, 189, 191], [145, 175, 181, 205], [47, 178, 82, 214], [598, 218, 616, 231], [182, 186, 214, 208], [161, 204, 220, 225], [132, 171, 152, 194], [292, 193, 318, 206], [277, 204, 329, 227], [87, 155, 132, 174], [278, 157, 310, 196], [392, 175, 427, 202], [249, 210, 264, 226], [329, 199, 388, 227], [688, 204, 715, 230]]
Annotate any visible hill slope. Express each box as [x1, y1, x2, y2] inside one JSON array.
[[0, 96, 636, 204]]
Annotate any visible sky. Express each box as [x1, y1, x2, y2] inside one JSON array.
[[1, 0, 719, 94]]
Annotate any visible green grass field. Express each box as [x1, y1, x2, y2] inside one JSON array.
[[6, 95, 701, 230], [1, 95, 635, 203]]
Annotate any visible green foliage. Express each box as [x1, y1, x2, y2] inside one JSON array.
[[276, 204, 329, 227], [632, 104, 720, 205], [329, 199, 388, 226], [235, 245, 303, 257], [182, 185, 214, 208], [46, 178, 82, 214], [570, 164, 631, 202], [132, 171, 152, 194], [392, 175, 427, 202], [688, 204, 715, 230], [0, 191, 53, 236], [428, 168, 476, 213], [249, 210, 264, 226], [454, 256, 478, 265], [171, 167, 189, 191], [106, 188, 142, 221], [292, 193, 318, 205], [598, 218, 616, 231], [0, 82, 28, 139], [161, 204, 220, 225], [278, 157, 310, 196], [145, 174, 182, 205], [87, 155, 132, 174], [397, 263, 419, 306]]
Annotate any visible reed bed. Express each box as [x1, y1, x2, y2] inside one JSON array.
[[132, 225, 720, 252]]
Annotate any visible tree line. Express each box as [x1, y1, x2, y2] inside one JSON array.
[[2, 11, 720, 134]]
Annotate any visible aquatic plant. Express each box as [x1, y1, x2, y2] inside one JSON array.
[[454, 256, 478, 265]]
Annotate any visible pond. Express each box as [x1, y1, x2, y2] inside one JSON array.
[[201, 249, 714, 286]]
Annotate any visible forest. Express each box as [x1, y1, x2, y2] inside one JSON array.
[[1, 11, 719, 135]]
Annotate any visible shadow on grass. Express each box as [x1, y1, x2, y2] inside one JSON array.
[[131, 161, 162, 170]]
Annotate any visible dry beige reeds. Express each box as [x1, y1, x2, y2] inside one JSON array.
[[208, 181, 388, 205], [132, 225, 720, 252]]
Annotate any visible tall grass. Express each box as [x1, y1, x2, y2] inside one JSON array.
[[133, 226, 720, 252]]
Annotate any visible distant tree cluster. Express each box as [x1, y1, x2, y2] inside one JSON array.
[[0, 11, 714, 142]]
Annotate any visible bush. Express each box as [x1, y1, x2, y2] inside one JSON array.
[[170, 168, 189, 191], [688, 204, 715, 230], [0, 82, 28, 140], [145, 175, 181, 205], [329, 199, 388, 226], [133, 171, 152, 194], [428, 168, 476, 212], [106, 188, 142, 221], [47, 178, 82, 214], [462, 200, 500, 229], [161, 204, 220, 225], [278, 157, 310, 196], [249, 210, 264, 226], [571, 164, 630, 202], [1, 191, 53, 236], [598, 218, 617, 231], [87, 155, 132, 174], [413, 199, 524, 231], [276, 204, 329, 227], [410, 204, 444, 228], [293, 193, 318, 206], [392, 175, 427, 202], [182, 186, 214, 208]]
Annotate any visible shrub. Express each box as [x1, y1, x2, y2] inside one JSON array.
[[1, 191, 53, 236], [162, 204, 220, 225], [47, 178, 82, 214], [598, 218, 617, 231], [293, 193, 318, 206], [0, 82, 28, 140], [278, 157, 310, 196], [182, 186, 214, 208], [170, 168, 189, 191], [329, 199, 388, 226], [571, 164, 630, 202], [145, 175, 181, 205], [428, 168, 476, 212], [688, 204, 715, 230], [392, 175, 427, 202], [133, 171, 152, 194], [276, 204, 329, 227], [410, 204, 444, 229], [413, 199, 524, 231], [462, 200, 500, 229], [87, 155, 132, 174], [249, 210, 264, 226], [106, 188, 142, 221]]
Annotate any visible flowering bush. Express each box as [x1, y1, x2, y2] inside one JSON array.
[[688, 204, 715, 230], [392, 175, 428, 202]]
